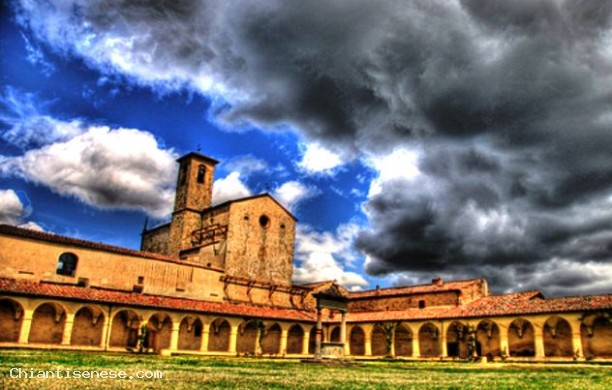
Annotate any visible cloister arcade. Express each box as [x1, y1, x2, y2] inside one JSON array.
[[1, 297, 610, 360]]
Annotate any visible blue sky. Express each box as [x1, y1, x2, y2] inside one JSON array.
[[1, 1, 612, 296]]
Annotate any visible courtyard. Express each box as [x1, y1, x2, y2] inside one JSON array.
[[0, 350, 610, 389]]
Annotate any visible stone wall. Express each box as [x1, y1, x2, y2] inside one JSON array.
[[349, 291, 460, 311], [224, 197, 295, 287], [141, 224, 170, 255], [0, 233, 226, 302]]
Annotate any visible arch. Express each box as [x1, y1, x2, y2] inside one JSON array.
[[208, 318, 231, 352], [147, 313, 173, 352], [71, 306, 104, 346], [508, 318, 535, 357], [543, 316, 573, 357], [29, 302, 66, 344], [330, 326, 341, 342], [178, 316, 203, 351], [349, 326, 365, 356], [419, 322, 441, 357], [371, 324, 388, 356], [110, 310, 140, 348], [56, 252, 78, 276], [581, 314, 612, 358], [0, 298, 24, 342], [262, 323, 282, 355], [394, 324, 413, 356], [237, 320, 259, 354], [476, 320, 501, 359], [308, 326, 325, 354], [286, 324, 304, 354], [446, 321, 469, 358]]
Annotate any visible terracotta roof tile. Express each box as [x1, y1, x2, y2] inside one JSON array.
[[349, 278, 484, 299], [345, 290, 612, 323], [0, 278, 315, 322]]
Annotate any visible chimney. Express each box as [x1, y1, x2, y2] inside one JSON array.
[[432, 277, 443, 286]]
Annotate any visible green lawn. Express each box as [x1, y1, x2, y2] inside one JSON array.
[[0, 350, 610, 389]]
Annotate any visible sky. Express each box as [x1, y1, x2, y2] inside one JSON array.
[[1, 1, 611, 297]]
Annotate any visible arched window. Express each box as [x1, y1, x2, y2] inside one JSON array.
[[57, 253, 78, 276], [197, 165, 206, 184]]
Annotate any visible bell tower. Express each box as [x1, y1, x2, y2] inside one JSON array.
[[168, 152, 219, 257]]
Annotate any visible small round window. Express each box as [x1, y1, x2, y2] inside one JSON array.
[[259, 215, 270, 228]]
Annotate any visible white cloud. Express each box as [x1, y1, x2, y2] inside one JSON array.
[[0, 189, 27, 225], [1, 126, 177, 218], [212, 171, 252, 205], [297, 143, 344, 175], [0, 87, 84, 149], [366, 148, 421, 197], [222, 155, 268, 176], [273, 181, 318, 212], [0, 189, 43, 231], [292, 224, 368, 291]]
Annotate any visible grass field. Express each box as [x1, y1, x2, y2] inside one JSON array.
[[0, 350, 610, 389]]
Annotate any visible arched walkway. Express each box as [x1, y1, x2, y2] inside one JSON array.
[[419, 322, 440, 357], [71, 306, 104, 346], [308, 327, 325, 354], [109, 310, 140, 348], [178, 316, 203, 351], [446, 321, 468, 358], [208, 318, 231, 352], [147, 313, 173, 352], [287, 324, 304, 354], [349, 326, 365, 356], [394, 324, 413, 356], [544, 316, 573, 357], [261, 323, 281, 355], [29, 303, 66, 344], [330, 326, 341, 342], [476, 320, 501, 359], [0, 299, 23, 342], [371, 324, 388, 356], [237, 321, 258, 354], [508, 318, 535, 357], [581, 315, 612, 358]]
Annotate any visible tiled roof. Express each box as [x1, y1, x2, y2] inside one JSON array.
[[345, 291, 612, 323], [0, 224, 222, 271], [348, 279, 485, 299], [0, 278, 315, 322]]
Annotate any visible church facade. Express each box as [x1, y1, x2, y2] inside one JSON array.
[[0, 152, 610, 360]]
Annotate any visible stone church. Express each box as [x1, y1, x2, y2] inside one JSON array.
[[0, 151, 610, 360]]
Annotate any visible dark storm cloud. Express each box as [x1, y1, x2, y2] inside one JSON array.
[[13, 0, 612, 295]]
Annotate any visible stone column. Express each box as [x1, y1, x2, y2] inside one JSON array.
[[440, 322, 447, 358], [100, 313, 111, 349], [315, 306, 322, 359], [229, 324, 239, 354], [411, 331, 419, 357], [499, 326, 509, 357], [340, 310, 347, 355], [200, 328, 209, 352], [534, 325, 545, 359], [18, 309, 34, 344], [364, 330, 372, 356], [302, 328, 310, 355], [568, 317, 583, 359], [280, 328, 289, 355], [169, 321, 180, 351], [61, 312, 75, 345]]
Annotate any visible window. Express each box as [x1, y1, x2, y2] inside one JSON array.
[[56, 253, 78, 276], [259, 215, 270, 228], [197, 165, 206, 183], [418, 300, 426, 309]]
